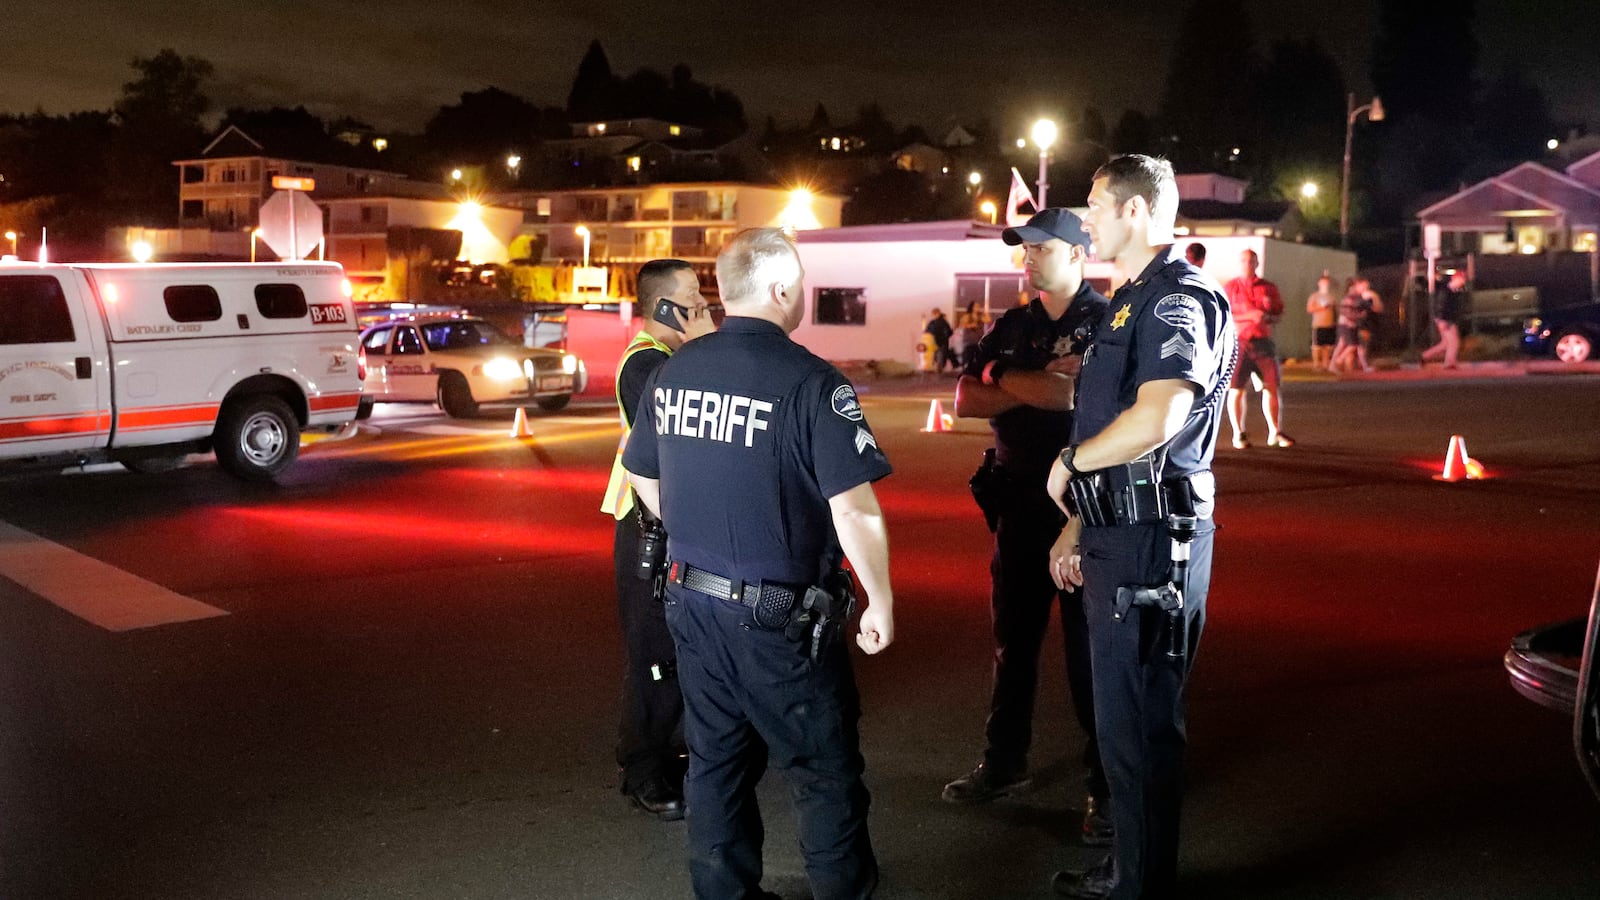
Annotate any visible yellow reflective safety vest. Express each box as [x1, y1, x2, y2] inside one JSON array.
[[601, 330, 675, 520]]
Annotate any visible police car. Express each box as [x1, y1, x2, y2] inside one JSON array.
[[358, 311, 586, 417]]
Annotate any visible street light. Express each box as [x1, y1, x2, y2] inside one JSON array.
[[450, 168, 463, 182], [3, 230, 14, 255], [979, 199, 998, 224], [506, 154, 522, 177], [1031, 118, 1058, 209], [1547, 138, 1560, 151], [130, 240, 154, 263], [1340, 93, 1385, 250], [1300, 181, 1319, 199], [575, 224, 591, 268], [968, 171, 982, 188]]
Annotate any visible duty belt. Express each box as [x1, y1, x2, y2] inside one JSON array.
[[667, 560, 802, 629]]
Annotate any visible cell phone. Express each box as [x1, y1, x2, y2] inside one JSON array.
[[652, 297, 688, 332]]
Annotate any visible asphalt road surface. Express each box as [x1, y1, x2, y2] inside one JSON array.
[[2, 374, 1598, 900]]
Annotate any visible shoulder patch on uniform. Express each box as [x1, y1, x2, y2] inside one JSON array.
[[1160, 333, 1196, 361], [853, 426, 878, 455], [1154, 293, 1202, 329], [831, 384, 864, 421]]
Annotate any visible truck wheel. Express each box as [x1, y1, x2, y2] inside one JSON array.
[[120, 455, 185, 474], [535, 394, 571, 412], [214, 395, 300, 481], [1554, 331, 1593, 363], [437, 372, 479, 418]]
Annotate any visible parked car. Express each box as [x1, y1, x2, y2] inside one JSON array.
[[1523, 304, 1600, 362], [358, 313, 585, 417]]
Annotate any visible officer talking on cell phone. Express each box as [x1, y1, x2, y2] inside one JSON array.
[[624, 228, 895, 900], [599, 258, 715, 821], [945, 208, 1113, 848], [1044, 156, 1235, 900]]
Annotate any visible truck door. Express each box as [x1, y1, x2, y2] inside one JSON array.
[[361, 325, 394, 398], [0, 272, 110, 456], [385, 324, 433, 401]]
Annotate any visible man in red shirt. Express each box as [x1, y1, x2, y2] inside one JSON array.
[[1224, 249, 1293, 448]]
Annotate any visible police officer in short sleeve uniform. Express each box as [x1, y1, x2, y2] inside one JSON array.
[[944, 208, 1112, 844], [624, 228, 896, 900], [1047, 157, 1234, 900]]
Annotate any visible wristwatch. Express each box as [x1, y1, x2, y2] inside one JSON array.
[[1059, 444, 1086, 478]]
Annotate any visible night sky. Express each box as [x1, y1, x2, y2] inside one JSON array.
[[5, 1, 1597, 134]]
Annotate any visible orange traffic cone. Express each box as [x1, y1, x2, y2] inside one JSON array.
[[510, 407, 533, 439], [1434, 434, 1483, 482], [921, 399, 953, 433]]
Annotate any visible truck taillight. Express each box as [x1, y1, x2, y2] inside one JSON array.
[[357, 345, 368, 381]]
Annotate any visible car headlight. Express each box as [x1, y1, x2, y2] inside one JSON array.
[[562, 353, 579, 375], [483, 357, 523, 381]]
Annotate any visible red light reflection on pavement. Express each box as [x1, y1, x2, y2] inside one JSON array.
[[445, 467, 610, 493], [223, 506, 613, 556]]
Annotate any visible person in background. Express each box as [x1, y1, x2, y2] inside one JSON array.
[[1224, 250, 1291, 449], [1184, 242, 1206, 268], [1306, 274, 1337, 370], [1330, 277, 1382, 374], [1422, 270, 1467, 369], [925, 307, 955, 373]]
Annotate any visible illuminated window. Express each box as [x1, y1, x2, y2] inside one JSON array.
[[1574, 232, 1597, 253], [627, 156, 642, 172], [831, 137, 842, 151], [669, 125, 682, 137]]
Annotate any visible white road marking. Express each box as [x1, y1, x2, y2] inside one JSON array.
[[0, 521, 227, 632]]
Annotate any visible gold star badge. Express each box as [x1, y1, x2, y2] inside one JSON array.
[[1110, 303, 1132, 330]]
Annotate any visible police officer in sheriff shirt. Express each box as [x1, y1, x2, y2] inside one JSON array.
[[599, 258, 715, 821], [945, 208, 1113, 846], [1044, 156, 1234, 900], [624, 227, 895, 900]]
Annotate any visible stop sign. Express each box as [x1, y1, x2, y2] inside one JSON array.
[[257, 190, 324, 260]]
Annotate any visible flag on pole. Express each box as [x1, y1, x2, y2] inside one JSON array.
[[1005, 167, 1037, 226]]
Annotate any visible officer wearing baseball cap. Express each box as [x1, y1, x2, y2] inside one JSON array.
[[945, 208, 1112, 846]]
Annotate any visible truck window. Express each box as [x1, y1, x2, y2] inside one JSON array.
[[362, 327, 393, 353], [393, 326, 424, 355], [163, 285, 223, 322], [0, 275, 76, 344], [254, 284, 309, 319]]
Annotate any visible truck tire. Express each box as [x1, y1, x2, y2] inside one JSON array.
[[437, 372, 479, 418], [214, 395, 300, 481], [535, 394, 571, 412], [1554, 331, 1593, 363]]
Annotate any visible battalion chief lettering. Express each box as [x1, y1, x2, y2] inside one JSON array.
[[652, 386, 773, 447]]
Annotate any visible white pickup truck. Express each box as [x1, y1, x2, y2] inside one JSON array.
[[0, 260, 370, 481]]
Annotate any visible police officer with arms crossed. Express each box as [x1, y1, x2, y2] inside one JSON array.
[[946, 208, 1112, 847], [624, 227, 895, 900], [600, 258, 715, 820], [1044, 155, 1234, 899]]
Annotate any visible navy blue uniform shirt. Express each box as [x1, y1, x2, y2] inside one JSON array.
[[622, 317, 893, 585], [964, 283, 1109, 475], [1073, 248, 1234, 510]]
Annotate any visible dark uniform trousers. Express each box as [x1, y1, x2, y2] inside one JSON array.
[[987, 484, 1106, 800], [664, 582, 877, 900], [613, 514, 686, 791], [1080, 520, 1214, 900]]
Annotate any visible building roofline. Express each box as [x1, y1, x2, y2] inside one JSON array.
[[1416, 175, 1558, 219]]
